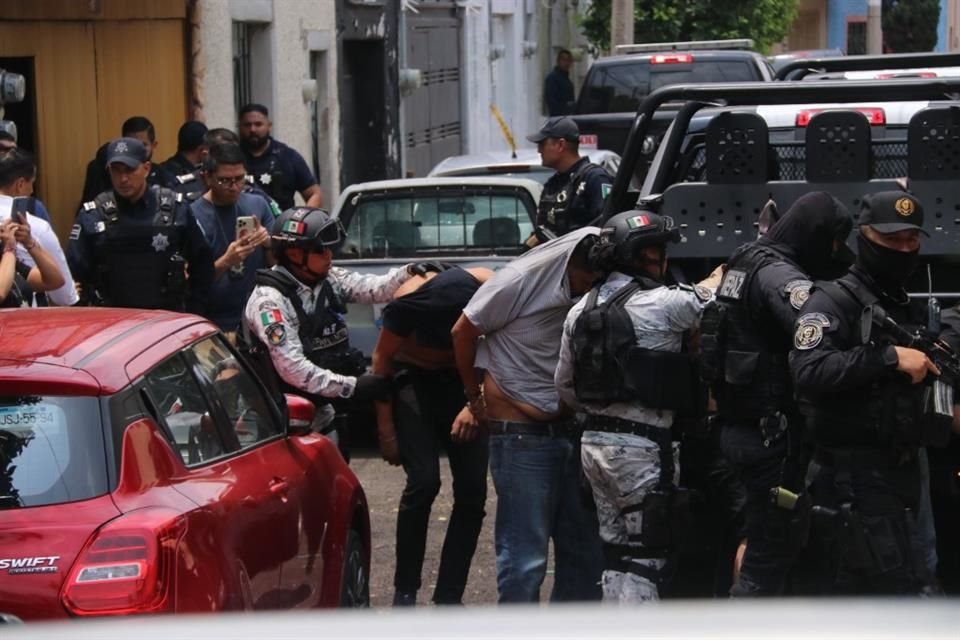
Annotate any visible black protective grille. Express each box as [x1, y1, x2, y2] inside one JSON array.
[[687, 141, 908, 182]]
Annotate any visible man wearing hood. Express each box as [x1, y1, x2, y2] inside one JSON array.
[[452, 228, 605, 603], [706, 191, 854, 597], [790, 191, 948, 594]]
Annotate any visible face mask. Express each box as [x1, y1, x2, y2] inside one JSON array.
[[856, 233, 920, 290]]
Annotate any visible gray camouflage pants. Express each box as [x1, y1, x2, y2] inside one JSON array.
[[581, 428, 680, 603]]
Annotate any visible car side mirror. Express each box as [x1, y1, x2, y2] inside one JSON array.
[[285, 393, 316, 435]]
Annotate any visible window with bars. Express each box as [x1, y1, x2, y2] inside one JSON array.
[[233, 22, 253, 114]]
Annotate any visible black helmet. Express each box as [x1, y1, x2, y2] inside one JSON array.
[[271, 207, 345, 258], [599, 210, 680, 267]]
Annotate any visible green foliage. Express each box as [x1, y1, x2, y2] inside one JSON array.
[[581, 0, 800, 54], [882, 0, 940, 52]]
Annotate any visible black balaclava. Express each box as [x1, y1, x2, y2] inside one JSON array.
[[760, 191, 853, 280], [855, 231, 920, 292]]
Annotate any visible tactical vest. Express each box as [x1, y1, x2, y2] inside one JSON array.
[[572, 276, 694, 409], [537, 161, 600, 236], [83, 187, 186, 310], [811, 272, 943, 448], [251, 150, 295, 211], [173, 171, 205, 202], [702, 244, 795, 426], [245, 269, 366, 396]]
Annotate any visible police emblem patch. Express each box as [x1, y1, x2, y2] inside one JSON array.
[[784, 279, 813, 311], [265, 322, 287, 346], [260, 173, 272, 185], [895, 197, 914, 217], [794, 312, 831, 350], [794, 322, 823, 350], [151, 233, 170, 252], [601, 183, 612, 199], [694, 285, 713, 302], [115, 141, 128, 154]]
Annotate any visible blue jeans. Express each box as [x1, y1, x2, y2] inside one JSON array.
[[489, 432, 603, 603]]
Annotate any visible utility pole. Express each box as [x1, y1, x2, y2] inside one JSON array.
[[611, 0, 634, 51], [866, 0, 883, 54]]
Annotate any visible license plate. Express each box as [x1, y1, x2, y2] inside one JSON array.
[[579, 134, 598, 149]]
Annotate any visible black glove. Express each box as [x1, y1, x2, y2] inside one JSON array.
[[407, 261, 447, 277], [352, 373, 393, 403]]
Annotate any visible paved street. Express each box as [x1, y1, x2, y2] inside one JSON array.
[[351, 449, 555, 607]]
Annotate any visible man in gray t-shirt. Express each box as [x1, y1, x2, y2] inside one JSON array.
[[452, 227, 604, 603]]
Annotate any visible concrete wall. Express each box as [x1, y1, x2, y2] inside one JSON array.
[[196, 0, 339, 201]]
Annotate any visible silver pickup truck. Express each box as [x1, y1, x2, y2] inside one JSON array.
[[331, 176, 543, 358]]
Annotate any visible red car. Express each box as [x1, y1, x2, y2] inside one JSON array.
[[0, 308, 370, 619]]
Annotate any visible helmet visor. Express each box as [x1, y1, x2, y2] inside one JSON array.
[[316, 219, 346, 248]]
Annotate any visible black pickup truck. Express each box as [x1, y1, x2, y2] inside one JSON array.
[[569, 41, 774, 186]]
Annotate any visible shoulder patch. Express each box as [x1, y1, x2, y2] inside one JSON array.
[[69, 224, 82, 240], [718, 268, 747, 300], [265, 322, 287, 346], [694, 285, 713, 302], [259, 308, 284, 327], [83, 201, 97, 211], [601, 183, 612, 199], [784, 279, 813, 310], [794, 312, 831, 350]]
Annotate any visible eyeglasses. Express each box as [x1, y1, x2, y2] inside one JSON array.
[[214, 175, 247, 188]]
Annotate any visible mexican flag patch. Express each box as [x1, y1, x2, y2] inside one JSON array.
[[260, 309, 283, 326], [626, 214, 650, 229]]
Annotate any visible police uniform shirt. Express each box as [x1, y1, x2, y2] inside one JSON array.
[[67, 186, 214, 314], [380, 267, 484, 350], [0, 195, 79, 306], [556, 271, 712, 425], [162, 152, 196, 178], [242, 264, 413, 399], [789, 268, 925, 445], [191, 192, 276, 331], [243, 138, 318, 211], [539, 156, 613, 231]]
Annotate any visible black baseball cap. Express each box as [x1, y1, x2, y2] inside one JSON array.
[[526, 116, 580, 143], [105, 137, 148, 168], [177, 121, 209, 151], [859, 191, 928, 236]]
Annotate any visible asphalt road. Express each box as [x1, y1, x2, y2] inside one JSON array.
[[351, 448, 555, 607]]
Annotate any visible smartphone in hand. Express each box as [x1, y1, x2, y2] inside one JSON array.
[[10, 196, 34, 224], [235, 215, 257, 242]]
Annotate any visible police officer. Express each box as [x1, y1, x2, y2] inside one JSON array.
[[164, 121, 209, 201], [790, 191, 949, 594], [524, 116, 612, 247], [81, 116, 176, 204], [241, 206, 438, 450], [702, 191, 854, 597], [68, 137, 214, 313], [238, 104, 323, 211], [556, 210, 717, 602]]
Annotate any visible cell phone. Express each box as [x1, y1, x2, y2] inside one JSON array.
[[235, 215, 257, 241], [10, 196, 34, 224]]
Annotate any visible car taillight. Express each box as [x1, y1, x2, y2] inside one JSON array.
[[61, 508, 185, 616], [651, 53, 693, 64], [796, 107, 886, 127]]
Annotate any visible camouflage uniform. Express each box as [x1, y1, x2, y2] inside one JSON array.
[[556, 272, 711, 602], [242, 264, 411, 406]]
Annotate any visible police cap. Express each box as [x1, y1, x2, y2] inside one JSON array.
[[105, 137, 147, 168], [526, 116, 579, 143], [859, 191, 928, 236]]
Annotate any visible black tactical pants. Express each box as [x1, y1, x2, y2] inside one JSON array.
[[811, 449, 924, 595], [392, 367, 488, 604], [721, 422, 810, 597]]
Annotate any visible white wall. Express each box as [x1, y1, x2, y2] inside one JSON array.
[[458, 0, 593, 156], [196, 0, 340, 202]]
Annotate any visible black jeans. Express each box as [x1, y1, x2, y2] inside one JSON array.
[[393, 367, 488, 604], [721, 422, 810, 597]]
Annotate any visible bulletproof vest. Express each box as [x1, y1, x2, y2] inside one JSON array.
[[249, 269, 366, 380], [251, 150, 295, 211], [812, 272, 937, 448], [84, 187, 186, 310], [705, 244, 795, 424], [572, 276, 694, 409], [537, 161, 599, 235]]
